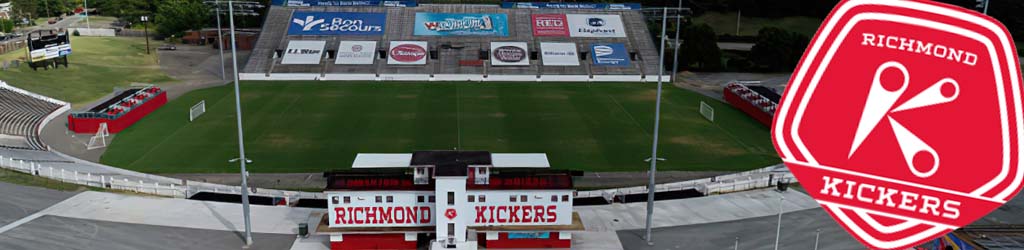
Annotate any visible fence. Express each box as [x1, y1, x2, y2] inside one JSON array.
[[575, 164, 797, 199], [0, 39, 26, 56]]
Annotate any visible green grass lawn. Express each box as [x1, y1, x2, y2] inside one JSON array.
[[100, 82, 778, 174], [0, 37, 174, 106], [693, 11, 822, 37]]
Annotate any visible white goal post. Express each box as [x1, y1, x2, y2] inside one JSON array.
[[189, 100, 206, 122], [699, 101, 715, 122], [86, 123, 110, 150]]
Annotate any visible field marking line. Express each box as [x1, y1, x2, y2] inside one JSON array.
[[250, 86, 304, 144], [593, 86, 653, 140], [123, 88, 235, 168]]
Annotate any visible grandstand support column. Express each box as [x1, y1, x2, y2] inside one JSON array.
[[644, 7, 669, 246], [228, 0, 254, 246]]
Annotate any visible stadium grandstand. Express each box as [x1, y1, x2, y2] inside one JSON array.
[[242, 2, 665, 82], [0, 81, 70, 151]]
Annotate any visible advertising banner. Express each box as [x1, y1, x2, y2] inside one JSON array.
[[531, 14, 568, 37], [566, 14, 626, 38], [388, 41, 428, 65], [283, 0, 416, 7], [414, 13, 509, 36], [336, 41, 377, 65], [591, 43, 629, 67], [281, 40, 326, 65], [288, 12, 386, 36], [490, 42, 529, 66], [29, 44, 72, 62], [540, 42, 579, 66], [501, 2, 641, 10]]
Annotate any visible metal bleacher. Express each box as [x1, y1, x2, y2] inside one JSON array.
[[0, 85, 66, 150], [242, 4, 662, 81]]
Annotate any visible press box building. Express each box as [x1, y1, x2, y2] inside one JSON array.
[[316, 151, 584, 249]]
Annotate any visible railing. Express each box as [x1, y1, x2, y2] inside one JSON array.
[[0, 155, 187, 198], [575, 164, 795, 199]]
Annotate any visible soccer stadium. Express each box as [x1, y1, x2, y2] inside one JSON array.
[[0, 0, 1021, 250]]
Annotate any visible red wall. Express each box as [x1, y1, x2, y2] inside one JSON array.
[[723, 89, 774, 126], [67, 92, 167, 134], [481, 232, 571, 249], [330, 234, 417, 250]]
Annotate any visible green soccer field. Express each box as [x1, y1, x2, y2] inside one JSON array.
[[99, 81, 779, 173]]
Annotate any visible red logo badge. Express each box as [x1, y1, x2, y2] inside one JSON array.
[[773, 0, 1023, 249], [390, 44, 426, 62], [445, 208, 457, 220], [531, 14, 568, 37]]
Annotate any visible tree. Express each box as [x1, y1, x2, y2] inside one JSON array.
[[0, 19, 14, 33], [678, 23, 723, 71], [749, 27, 810, 72], [155, 0, 208, 37], [10, 0, 37, 21], [95, 0, 158, 25]]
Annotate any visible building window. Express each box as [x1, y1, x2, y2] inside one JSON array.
[[478, 195, 486, 202], [468, 195, 475, 202], [448, 192, 455, 205], [375, 196, 382, 203], [551, 195, 557, 202], [386, 196, 394, 203], [429, 195, 436, 203], [510, 195, 517, 202], [343, 196, 351, 204], [562, 195, 569, 202], [418, 195, 425, 203], [332, 196, 340, 204], [447, 223, 455, 237], [521, 195, 528, 202]]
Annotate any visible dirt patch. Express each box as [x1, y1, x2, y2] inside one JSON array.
[[489, 112, 507, 118], [397, 94, 417, 99], [477, 95, 498, 99], [669, 135, 745, 156], [263, 134, 297, 148]]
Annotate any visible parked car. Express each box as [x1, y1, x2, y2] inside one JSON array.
[[157, 44, 177, 51]]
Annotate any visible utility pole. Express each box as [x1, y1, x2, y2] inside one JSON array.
[[774, 195, 785, 250], [228, 0, 254, 246], [983, 0, 990, 15], [736, 9, 741, 36], [84, 0, 90, 29], [644, 7, 668, 246]]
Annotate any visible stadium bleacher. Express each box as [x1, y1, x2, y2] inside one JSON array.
[[0, 82, 68, 150], [242, 3, 665, 82]]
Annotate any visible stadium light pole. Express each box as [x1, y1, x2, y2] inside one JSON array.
[[670, 0, 682, 84], [983, 0, 990, 14], [644, 7, 669, 246], [774, 194, 785, 250], [215, 0, 226, 81], [228, 0, 254, 246]]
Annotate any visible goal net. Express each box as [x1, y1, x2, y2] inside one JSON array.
[[86, 123, 110, 150], [189, 100, 206, 122], [699, 101, 715, 122]]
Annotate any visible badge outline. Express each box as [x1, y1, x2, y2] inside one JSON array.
[[772, 0, 1023, 248]]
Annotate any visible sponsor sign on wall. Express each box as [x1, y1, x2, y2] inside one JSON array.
[[540, 42, 579, 66], [288, 12, 386, 36], [335, 41, 377, 65], [566, 14, 626, 38], [531, 14, 568, 37], [414, 13, 509, 36], [490, 42, 529, 66], [591, 43, 629, 67], [388, 41, 428, 65], [281, 40, 326, 65]]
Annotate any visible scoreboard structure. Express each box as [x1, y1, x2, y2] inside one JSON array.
[[25, 29, 72, 71], [318, 151, 584, 250]]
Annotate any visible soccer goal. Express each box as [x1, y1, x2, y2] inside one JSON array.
[[189, 100, 206, 122], [699, 101, 715, 122], [86, 123, 110, 150]]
